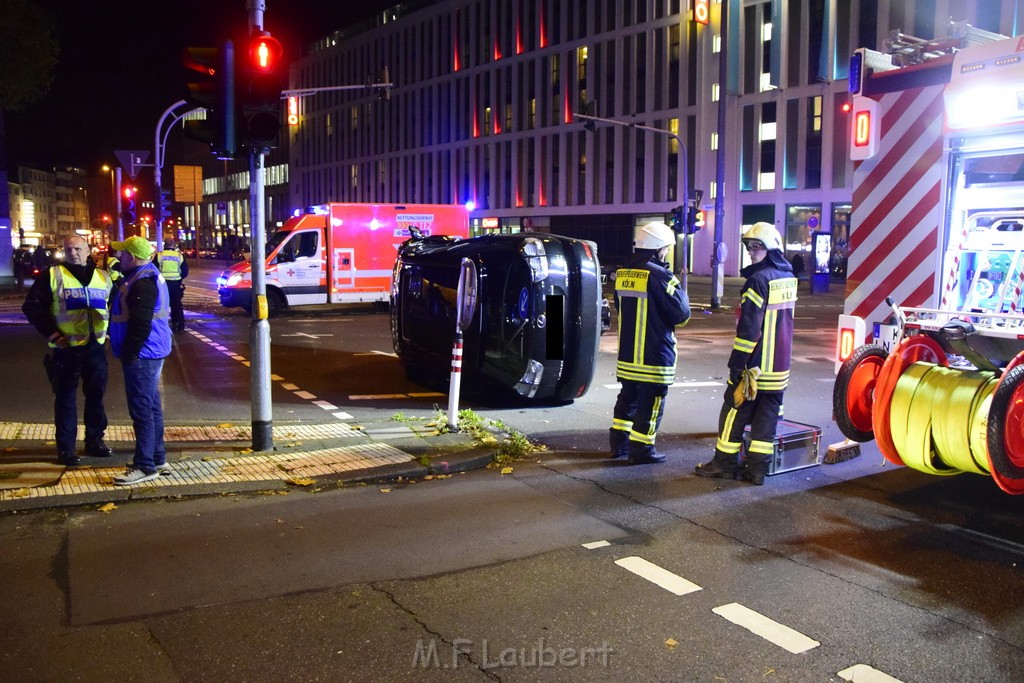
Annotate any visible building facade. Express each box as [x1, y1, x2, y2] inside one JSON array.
[[281, 0, 1020, 277]]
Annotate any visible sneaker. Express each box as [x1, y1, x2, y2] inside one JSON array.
[[113, 466, 160, 486], [694, 461, 736, 479], [57, 452, 81, 467], [85, 439, 113, 458], [156, 462, 172, 476]]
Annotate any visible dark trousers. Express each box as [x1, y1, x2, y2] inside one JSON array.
[[712, 384, 784, 477], [166, 280, 185, 329], [52, 343, 109, 453], [610, 379, 669, 457], [122, 357, 166, 471]]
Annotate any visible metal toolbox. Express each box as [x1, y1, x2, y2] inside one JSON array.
[[742, 419, 822, 476]]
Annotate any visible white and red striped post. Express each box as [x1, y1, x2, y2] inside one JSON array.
[[446, 331, 464, 430]]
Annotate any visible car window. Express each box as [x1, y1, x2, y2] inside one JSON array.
[[295, 231, 319, 259]]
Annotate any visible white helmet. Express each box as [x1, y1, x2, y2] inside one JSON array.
[[634, 221, 675, 250], [742, 222, 784, 251]]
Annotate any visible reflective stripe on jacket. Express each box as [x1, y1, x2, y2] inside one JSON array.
[[158, 250, 184, 281], [729, 257, 797, 392], [48, 266, 112, 347], [615, 256, 690, 384], [109, 263, 172, 360]]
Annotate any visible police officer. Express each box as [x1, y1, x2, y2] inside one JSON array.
[[22, 235, 115, 466], [695, 222, 797, 485], [609, 221, 691, 464], [157, 238, 189, 333]]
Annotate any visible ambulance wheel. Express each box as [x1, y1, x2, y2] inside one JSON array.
[[985, 365, 1024, 494], [266, 289, 287, 317], [833, 344, 887, 442]]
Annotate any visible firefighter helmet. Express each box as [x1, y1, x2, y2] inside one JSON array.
[[634, 221, 675, 250], [742, 222, 783, 251]]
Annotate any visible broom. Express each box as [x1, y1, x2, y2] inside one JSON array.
[[824, 439, 861, 464]]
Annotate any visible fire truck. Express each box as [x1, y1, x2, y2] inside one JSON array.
[[833, 29, 1024, 494]]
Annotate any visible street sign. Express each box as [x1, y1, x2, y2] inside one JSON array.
[[114, 149, 151, 180]]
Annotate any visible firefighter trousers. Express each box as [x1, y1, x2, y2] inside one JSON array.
[[711, 385, 784, 477], [610, 379, 668, 458]]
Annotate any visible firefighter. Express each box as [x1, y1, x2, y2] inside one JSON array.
[[695, 222, 797, 485], [22, 235, 115, 466], [157, 238, 189, 333], [609, 221, 691, 464]]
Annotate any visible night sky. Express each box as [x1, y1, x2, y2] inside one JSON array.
[[5, 0, 397, 174]]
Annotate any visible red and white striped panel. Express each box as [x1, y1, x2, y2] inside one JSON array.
[[846, 84, 947, 332]]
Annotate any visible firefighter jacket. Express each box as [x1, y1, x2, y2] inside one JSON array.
[[21, 264, 112, 348], [728, 251, 797, 393], [157, 249, 188, 281], [109, 263, 172, 361], [615, 252, 691, 384]]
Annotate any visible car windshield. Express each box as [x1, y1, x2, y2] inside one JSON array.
[[264, 230, 290, 256]]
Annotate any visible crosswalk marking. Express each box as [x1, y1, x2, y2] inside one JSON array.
[[614, 556, 703, 595], [712, 602, 819, 654]]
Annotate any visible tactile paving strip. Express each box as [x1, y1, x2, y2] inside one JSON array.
[[0, 422, 367, 442], [0, 442, 413, 502]]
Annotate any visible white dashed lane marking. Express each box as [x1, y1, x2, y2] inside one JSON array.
[[614, 556, 703, 596], [582, 540, 610, 549], [837, 664, 904, 682], [712, 602, 820, 654]]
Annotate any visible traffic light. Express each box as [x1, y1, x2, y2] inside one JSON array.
[[687, 206, 706, 234], [183, 41, 236, 159], [239, 31, 284, 149], [669, 205, 685, 233], [158, 189, 172, 224], [122, 185, 137, 225]]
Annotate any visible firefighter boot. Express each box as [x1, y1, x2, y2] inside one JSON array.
[[628, 443, 666, 465], [739, 456, 770, 486], [609, 429, 629, 459], [694, 455, 737, 480]]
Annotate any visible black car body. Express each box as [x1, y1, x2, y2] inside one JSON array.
[[391, 232, 602, 402]]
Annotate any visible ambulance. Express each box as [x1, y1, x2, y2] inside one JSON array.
[[217, 203, 470, 315], [832, 30, 1024, 493]]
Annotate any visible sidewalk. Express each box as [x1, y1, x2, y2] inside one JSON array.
[[0, 417, 499, 512]]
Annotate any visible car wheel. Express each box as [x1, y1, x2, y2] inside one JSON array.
[[266, 289, 287, 317], [833, 344, 886, 442]]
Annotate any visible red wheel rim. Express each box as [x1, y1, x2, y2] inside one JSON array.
[[846, 355, 884, 434], [1002, 387, 1024, 469], [872, 336, 947, 466]]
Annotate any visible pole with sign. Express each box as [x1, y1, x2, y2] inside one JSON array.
[[447, 258, 478, 431]]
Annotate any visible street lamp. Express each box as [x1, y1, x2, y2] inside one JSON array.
[[574, 111, 692, 288]]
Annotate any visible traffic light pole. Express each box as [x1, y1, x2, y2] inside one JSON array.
[[153, 100, 197, 251], [249, 148, 273, 452]]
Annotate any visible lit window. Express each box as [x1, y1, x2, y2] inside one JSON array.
[[759, 122, 776, 142], [762, 23, 772, 42], [711, 132, 718, 151], [759, 173, 776, 191], [712, 83, 720, 102], [713, 35, 721, 53]]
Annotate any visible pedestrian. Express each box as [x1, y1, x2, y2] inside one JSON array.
[[157, 238, 188, 333], [108, 236, 173, 486], [695, 222, 797, 486], [791, 251, 805, 281], [609, 221, 691, 464], [21, 235, 115, 466]]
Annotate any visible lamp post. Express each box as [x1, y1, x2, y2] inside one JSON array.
[[574, 112, 691, 288]]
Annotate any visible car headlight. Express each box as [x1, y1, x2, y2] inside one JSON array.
[[513, 359, 544, 398]]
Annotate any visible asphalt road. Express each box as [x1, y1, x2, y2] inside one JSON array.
[[1, 264, 1023, 680]]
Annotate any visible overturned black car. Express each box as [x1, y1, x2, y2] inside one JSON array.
[[391, 232, 602, 403]]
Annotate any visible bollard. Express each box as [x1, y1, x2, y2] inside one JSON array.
[[446, 331, 464, 431]]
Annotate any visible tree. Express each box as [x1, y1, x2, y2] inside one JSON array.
[[0, 0, 58, 283], [0, 0, 59, 112]]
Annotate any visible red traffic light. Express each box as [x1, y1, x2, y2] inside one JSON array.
[[122, 185, 136, 199], [249, 33, 282, 71]]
